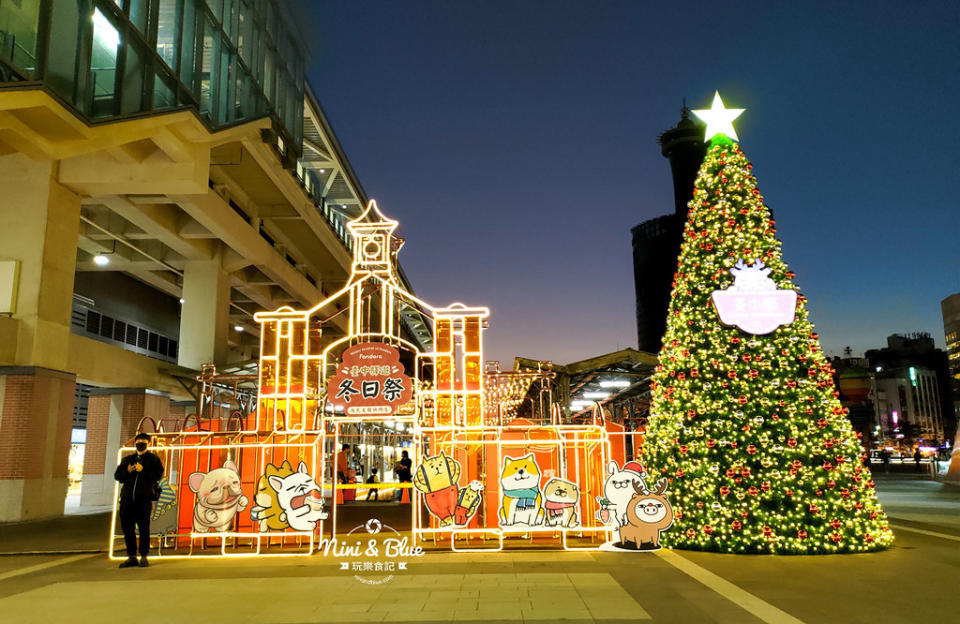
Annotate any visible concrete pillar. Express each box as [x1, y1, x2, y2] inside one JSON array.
[[80, 388, 170, 507], [0, 367, 76, 522], [0, 154, 80, 521], [0, 153, 80, 370], [178, 260, 230, 370]]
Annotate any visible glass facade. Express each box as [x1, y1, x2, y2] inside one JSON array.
[[0, 0, 305, 149]]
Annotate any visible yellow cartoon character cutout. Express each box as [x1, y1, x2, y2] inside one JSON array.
[[414, 452, 482, 527]]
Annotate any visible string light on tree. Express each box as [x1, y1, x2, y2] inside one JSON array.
[[641, 91, 893, 554]]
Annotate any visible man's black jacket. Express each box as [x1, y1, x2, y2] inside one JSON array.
[[114, 451, 164, 502]]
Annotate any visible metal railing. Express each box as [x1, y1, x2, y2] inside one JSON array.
[[0, 29, 36, 77]]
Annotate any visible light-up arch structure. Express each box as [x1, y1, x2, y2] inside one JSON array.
[[109, 200, 621, 558]]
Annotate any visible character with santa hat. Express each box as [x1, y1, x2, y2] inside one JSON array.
[[596, 460, 649, 527]]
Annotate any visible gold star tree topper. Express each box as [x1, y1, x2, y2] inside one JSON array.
[[693, 91, 745, 142]]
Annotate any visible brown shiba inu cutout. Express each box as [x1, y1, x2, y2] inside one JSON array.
[[543, 477, 580, 528]]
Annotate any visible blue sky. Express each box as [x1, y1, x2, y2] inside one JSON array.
[[299, 1, 960, 366]]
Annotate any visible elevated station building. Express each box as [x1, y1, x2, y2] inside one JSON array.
[[0, 0, 428, 521]]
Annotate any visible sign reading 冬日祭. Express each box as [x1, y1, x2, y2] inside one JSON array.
[[326, 342, 413, 415], [711, 259, 797, 334]]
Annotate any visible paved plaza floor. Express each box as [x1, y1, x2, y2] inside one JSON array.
[[1, 476, 957, 624]]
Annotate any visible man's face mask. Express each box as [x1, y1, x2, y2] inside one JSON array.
[[135, 442, 148, 452]]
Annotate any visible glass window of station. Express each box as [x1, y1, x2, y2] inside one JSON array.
[[0, 0, 305, 148]]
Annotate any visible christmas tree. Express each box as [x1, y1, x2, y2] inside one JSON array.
[[642, 93, 893, 554]]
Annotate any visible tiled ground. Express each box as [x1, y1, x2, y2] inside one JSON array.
[[0, 477, 957, 624], [0, 553, 725, 624]]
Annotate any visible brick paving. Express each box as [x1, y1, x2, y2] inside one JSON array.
[[0, 476, 956, 623]]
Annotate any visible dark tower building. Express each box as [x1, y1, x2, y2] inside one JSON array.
[[631, 107, 706, 353]]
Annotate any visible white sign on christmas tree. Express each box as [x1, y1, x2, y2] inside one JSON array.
[[711, 260, 797, 334]]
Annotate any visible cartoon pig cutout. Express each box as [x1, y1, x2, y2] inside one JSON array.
[[188, 460, 249, 532]]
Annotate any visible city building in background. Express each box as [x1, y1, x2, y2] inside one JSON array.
[[631, 107, 705, 353], [867, 333, 952, 448], [940, 293, 960, 419], [871, 366, 944, 448], [0, 0, 429, 521]]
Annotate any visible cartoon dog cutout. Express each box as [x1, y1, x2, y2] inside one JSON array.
[[499, 454, 544, 526], [413, 452, 462, 527], [596, 460, 648, 528], [542, 477, 580, 528], [188, 460, 249, 532], [618, 478, 673, 550], [251, 460, 327, 532]]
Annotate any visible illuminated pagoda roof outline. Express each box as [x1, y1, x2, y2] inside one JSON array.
[[252, 199, 494, 432]]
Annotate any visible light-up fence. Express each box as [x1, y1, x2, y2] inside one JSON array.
[[109, 200, 630, 558], [109, 419, 327, 559]]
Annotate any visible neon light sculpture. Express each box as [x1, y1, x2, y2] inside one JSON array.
[[109, 200, 620, 558]]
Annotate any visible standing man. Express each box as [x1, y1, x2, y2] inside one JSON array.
[[395, 450, 413, 502], [365, 467, 380, 501], [114, 433, 163, 568], [336, 443, 350, 484]]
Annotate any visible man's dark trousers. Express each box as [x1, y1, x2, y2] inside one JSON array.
[[119, 498, 153, 558]]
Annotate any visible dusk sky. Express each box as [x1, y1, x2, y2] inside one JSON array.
[[300, 1, 959, 367]]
